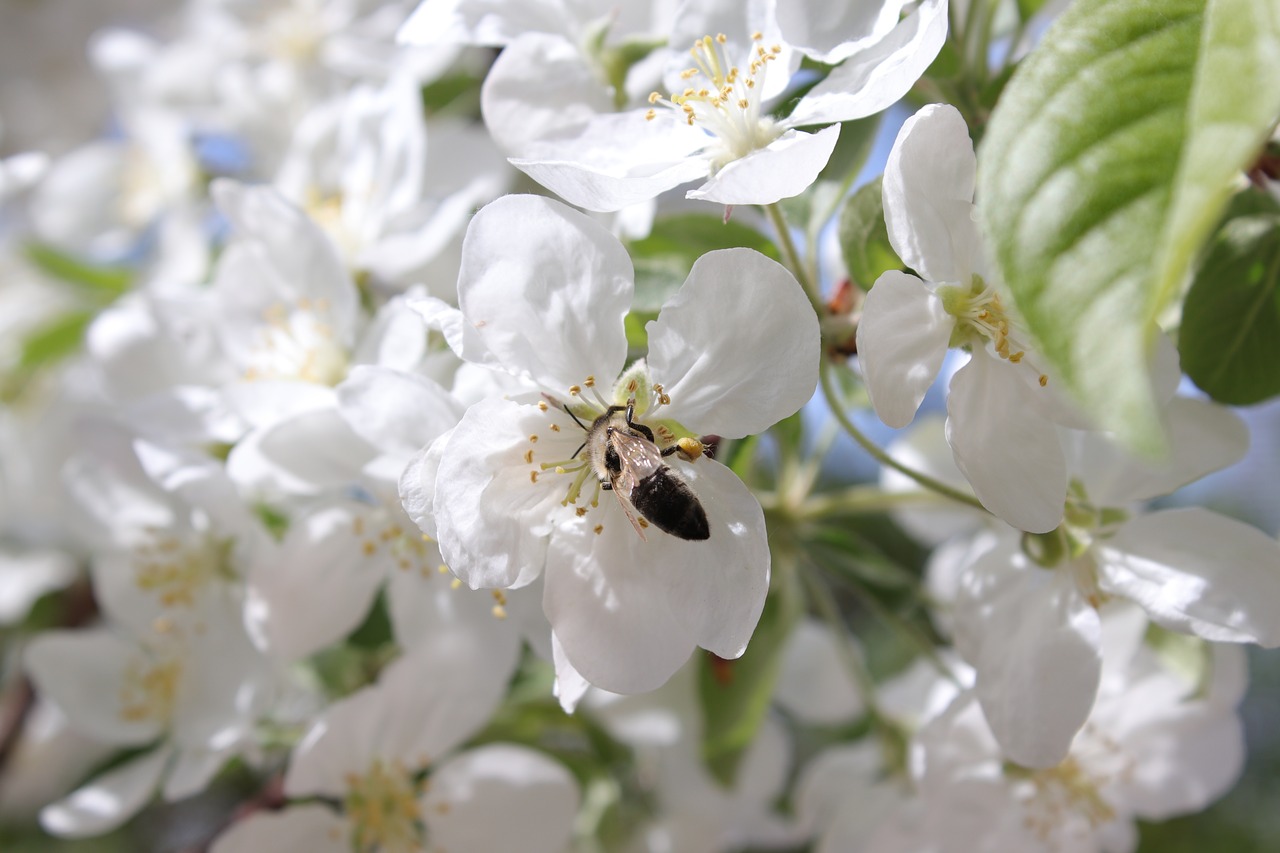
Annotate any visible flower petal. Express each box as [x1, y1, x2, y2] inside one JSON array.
[[423, 744, 580, 853], [856, 270, 953, 428], [787, 0, 949, 125], [245, 504, 385, 662], [776, 0, 909, 63], [458, 194, 633, 392], [543, 519, 700, 695], [1097, 508, 1280, 646], [946, 352, 1066, 533], [881, 102, 980, 283], [481, 32, 615, 154], [210, 804, 346, 853], [953, 543, 1101, 768], [25, 628, 163, 746], [510, 113, 710, 212], [433, 399, 571, 589], [399, 433, 450, 541], [285, 637, 510, 798], [775, 619, 865, 725], [648, 248, 819, 438], [1068, 397, 1248, 507], [40, 746, 170, 838], [336, 365, 463, 458], [686, 125, 841, 206]]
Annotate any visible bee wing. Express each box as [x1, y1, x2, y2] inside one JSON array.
[[609, 430, 665, 495], [609, 431, 665, 541]]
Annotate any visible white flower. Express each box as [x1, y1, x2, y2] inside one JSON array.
[[400, 193, 819, 699], [906, 608, 1248, 852], [210, 640, 579, 853], [507, 0, 948, 211], [275, 73, 509, 290], [856, 103, 1075, 533], [937, 393, 1280, 768]]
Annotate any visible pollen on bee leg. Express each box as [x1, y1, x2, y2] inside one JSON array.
[[677, 437, 705, 460]]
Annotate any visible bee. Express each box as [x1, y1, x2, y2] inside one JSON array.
[[569, 397, 710, 541]]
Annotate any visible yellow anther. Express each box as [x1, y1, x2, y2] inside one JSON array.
[[569, 384, 581, 396], [362, 541, 377, 556], [492, 590, 507, 606], [354, 518, 366, 535], [646, 109, 656, 120], [576, 507, 588, 517], [1039, 375, 1049, 387], [528, 434, 538, 443], [524, 449, 534, 464], [438, 564, 450, 574], [594, 525, 604, 535], [538, 400, 549, 411], [550, 423, 560, 432], [584, 375, 595, 387], [451, 577, 463, 590], [638, 518, 650, 528], [492, 604, 508, 619], [530, 471, 539, 483]]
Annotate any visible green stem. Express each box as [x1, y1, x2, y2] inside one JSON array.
[[819, 358, 990, 513], [792, 485, 961, 519], [764, 203, 824, 316]]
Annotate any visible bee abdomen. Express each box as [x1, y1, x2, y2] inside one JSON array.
[[630, 469, 710, 541]]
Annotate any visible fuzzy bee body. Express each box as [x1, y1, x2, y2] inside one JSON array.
[[583, 403, 710, 542]]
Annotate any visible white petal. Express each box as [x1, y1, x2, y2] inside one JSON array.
[[433, 399, 572, 589], [647, 459, 771, 658], [285, 639, 509, 797], [686, 125, 841, 206], [946, 352, 1067, 533], [775, 619, 865, 725], [163, 746, 234, 801], [220, 381, 336, 431], [776, 0, 909, 63], [399, 433, 450, 541], [385, 555, 522, 691], [881, 102, 980, 283], [855, 270, 953, 428], [552, 633, 592, 713], [210, 805, 346, 853], [226, 407, 376, 499], [397, 0, 574, 46], [209, 180, 358, 340], [543, 519, 700, 695], [787, 0, 949, 125], [481, 32, 614, 154], [336, 365, 463, 458], [953, 543, 1101, 768], [40, 746, 170, 838], [648, 248, 819, 437], [25, 629, 163, 746], [245, 505, 385, 662], [510, 112, 711, 212], [423, 744, 579, 853], [1097, 509, 1280, 646], [1069, 397, 1248, 507], [458, 194, 633, 393]]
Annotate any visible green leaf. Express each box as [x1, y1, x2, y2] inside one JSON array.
[[25, 243, 132, 298], [698, 582, 801, 787], [1179, 214, 1280, 404], [17, 310, 93, 371], [838, 178, 903, 289], [978, 0, 1280, 451], [628, 214, 780, 312]]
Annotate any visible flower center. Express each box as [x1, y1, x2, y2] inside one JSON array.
[[344, 760, 425, 853], [118, 652, 182, 725], [646, 32, 784, 168], [243, 298, 348, 385], [133, 530, 231, 613], [939, 276, 1049, 386], [1010, 738, 1125, 841]]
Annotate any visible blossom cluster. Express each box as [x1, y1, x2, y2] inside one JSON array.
[[0, 0, 1277, 851]]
